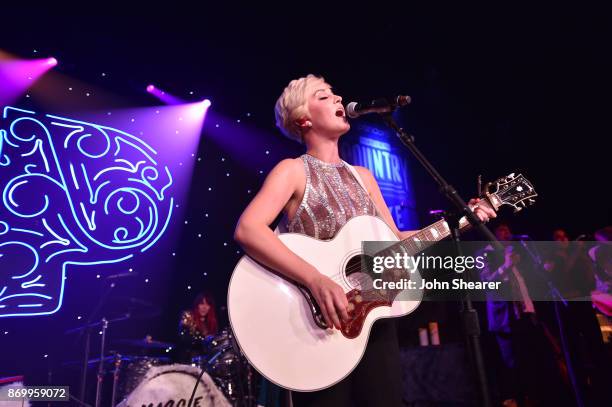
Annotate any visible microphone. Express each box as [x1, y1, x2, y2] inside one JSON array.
[[345, 95, 411, 118]]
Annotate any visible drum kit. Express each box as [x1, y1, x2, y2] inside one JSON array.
[[190, 327, 255, 405], [64, 298, 256, 407]]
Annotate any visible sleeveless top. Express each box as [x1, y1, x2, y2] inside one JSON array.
[[286, 154, 378, 240]]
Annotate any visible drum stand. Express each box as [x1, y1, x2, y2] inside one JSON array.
[[65, 314, 130, 407], [110, 353, 123, 407], [94, 318, 108, 407]]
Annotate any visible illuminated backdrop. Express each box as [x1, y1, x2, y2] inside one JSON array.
[[0, 106, 175, 317]]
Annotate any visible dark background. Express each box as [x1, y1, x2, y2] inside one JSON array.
[[1, 3, 610, 402]]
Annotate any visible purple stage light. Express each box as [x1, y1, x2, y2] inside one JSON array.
[[184, 99, 211, 122], [87, 102, 209, 161], [47, 57, 58, 66], [146, 84, 184, 105], [0, 56, 56, 106]]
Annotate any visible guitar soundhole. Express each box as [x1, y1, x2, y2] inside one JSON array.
[[344, 254, 375, 291]]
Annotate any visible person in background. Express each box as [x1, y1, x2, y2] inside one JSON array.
[[589, 226, 612, 313], [544, 228, 608, 405], [479, 223, 568, 407], [545, 228, 595, 300], [177, 291, 219, 363]]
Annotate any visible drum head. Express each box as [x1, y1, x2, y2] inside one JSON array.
[[118, 356, 170, 401], [118, 364, 231, 407]]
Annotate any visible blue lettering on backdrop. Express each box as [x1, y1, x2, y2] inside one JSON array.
[[340, 124, 417, 230], [0, 106, 174, 318]]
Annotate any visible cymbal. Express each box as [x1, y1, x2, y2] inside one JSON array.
[[61, 354, 134, 367], [114, 338, 174, 349], [62, 354, 171, 368]]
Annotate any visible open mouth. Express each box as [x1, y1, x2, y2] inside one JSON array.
[[335, 108, 345, 117]]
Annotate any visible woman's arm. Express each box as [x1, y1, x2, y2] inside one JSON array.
[[234, 159, 349, 329], [355, 166, 495, 239], [354, 166, 416, 239]]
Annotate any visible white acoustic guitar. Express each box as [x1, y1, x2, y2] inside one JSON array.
[[227, 173, 536, 391]]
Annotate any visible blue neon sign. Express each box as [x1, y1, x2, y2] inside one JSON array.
[[0, 106, 174, 318], [341, 123, 418, 230]]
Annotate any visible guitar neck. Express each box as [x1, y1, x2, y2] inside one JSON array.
[[390, 199, 496, 256]]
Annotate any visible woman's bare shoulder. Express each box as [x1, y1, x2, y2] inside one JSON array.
[[274, 157, 303, 172], [353, 165, 373, 177], [267, 157, 305, 182], [353, 165, 375, 188]]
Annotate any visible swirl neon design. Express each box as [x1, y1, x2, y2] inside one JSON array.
[[0, 106, 175, 317]]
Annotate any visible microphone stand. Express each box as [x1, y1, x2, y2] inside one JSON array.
[[381, 113, 501, 407], [516, 239, 584, 407]]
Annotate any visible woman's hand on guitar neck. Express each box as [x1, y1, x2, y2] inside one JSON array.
[[469, 198, 497, 223], [306, 272, 350, 330]]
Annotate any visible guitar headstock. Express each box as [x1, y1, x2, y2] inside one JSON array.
[[485, 173, 537, 212]]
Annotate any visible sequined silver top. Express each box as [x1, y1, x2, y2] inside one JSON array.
[[286, 154, 378, 240]]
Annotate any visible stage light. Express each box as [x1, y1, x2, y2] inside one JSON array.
[[0, 55, 58, 105], [183, 99, 211, 122], [145, 84, 184, 105]]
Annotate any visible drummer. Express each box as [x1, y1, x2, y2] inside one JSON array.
[[177, 291, 219, 363]]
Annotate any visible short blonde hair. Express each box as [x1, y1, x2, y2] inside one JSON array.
[[274, 74, 324, 143]]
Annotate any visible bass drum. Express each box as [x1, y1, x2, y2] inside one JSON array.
[[118, 355, 171, 401], [117, 364, 231, 407]]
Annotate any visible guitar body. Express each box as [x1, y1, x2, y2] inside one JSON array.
[[227, 172, 537, 392], [227, 215, 422, 392]]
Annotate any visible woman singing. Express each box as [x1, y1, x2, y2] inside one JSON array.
[[234, 74, 495, 406]]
